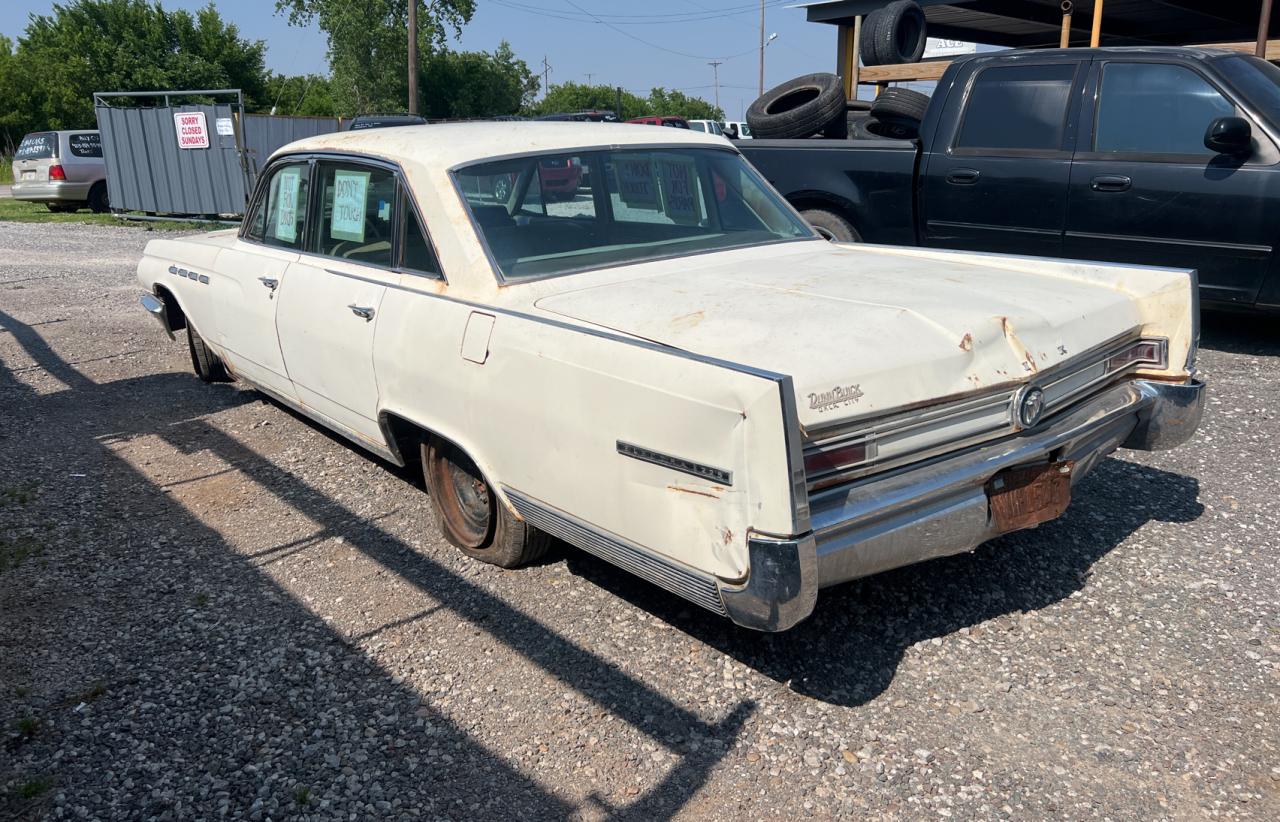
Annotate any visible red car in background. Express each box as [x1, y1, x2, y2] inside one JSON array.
[[538, 156, 582, 200], [626, 116, 690, 129]]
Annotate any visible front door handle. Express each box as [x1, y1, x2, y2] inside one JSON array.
[[946, 168, 981, 185], [1090, 175, 1132, 192], [348, 304, 375, 321], [258, 276, 278, 291]]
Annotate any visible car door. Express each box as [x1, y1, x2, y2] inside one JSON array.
[[921, 58, 1086, 257], [208, 160, 311, 398], [1065, 59, 1280, 307], [273, 158, 401, 441]]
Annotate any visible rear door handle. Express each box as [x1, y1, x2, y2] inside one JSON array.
[[348, 304, 375, 321], [258, 276, 278, 291], [1090, 175, 1132, 192], [945, 168, 981, 185]]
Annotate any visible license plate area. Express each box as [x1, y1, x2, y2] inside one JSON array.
[[21, 170, 35, 180], [986, 460, 1074, 533]]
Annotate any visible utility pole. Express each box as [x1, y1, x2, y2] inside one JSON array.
[[707, 61, 722, 109], [542, 56, 553, 96], [407, 0, 418, 114], [758, 0, 766, 96], [585, 73, 595, 86]]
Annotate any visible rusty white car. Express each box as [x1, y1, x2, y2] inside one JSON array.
[[136, 123, 1205, 631]]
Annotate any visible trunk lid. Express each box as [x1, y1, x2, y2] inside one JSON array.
[[532, 242, 1147, 430]]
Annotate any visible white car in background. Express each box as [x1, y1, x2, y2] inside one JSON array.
[[135, 123, 1204, 631], [723, 120, 752, 139], [11, 130, 109, 213], [687, 119, 726, 136]]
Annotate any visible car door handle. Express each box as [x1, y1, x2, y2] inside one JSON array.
[[945, 168, 981, 185], [348, 304, 375, 321], [257, 276, 278, 291], [1090, 175, 1132, 192]]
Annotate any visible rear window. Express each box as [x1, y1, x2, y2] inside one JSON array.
[[955, 64, 1077, 152], [16, 133, 56, 160], [68, 133, 102, 158]]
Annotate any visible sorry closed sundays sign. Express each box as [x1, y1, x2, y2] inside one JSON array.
[[174, 112, 210, 149]]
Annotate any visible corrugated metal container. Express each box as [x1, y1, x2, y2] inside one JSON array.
[[94, 90, 342, 217]]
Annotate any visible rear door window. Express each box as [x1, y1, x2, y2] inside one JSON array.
[[68, 133, 102, 158], [259, 162, 311, 250], [312, 161, 398, 267], [15, 133, 56, 160], [955, 64, 1077, 152]]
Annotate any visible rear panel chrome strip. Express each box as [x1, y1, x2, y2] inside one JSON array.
[[504, 487, 728, 616]]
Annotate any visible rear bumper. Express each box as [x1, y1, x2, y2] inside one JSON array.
[[718, 377, 1205, 631], [11, 180, 93, 202]]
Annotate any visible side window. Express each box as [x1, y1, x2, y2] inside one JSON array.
[[955, 64, 1077, 152], [68, 133, 102, 158], [1094, 63, 1235, 155], [313, 161, 397, 266], [401, 200, 441, 276], [259, 162, 311, 250]]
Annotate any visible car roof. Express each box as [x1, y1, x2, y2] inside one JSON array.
[[273, 121, 731, 171]]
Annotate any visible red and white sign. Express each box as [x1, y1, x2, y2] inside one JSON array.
[[174, 112, 210, 149]]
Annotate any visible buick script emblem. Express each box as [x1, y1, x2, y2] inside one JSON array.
[[808, 384, 864, 413]]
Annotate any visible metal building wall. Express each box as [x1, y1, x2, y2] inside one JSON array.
[[241, 114, 342, 181], [96, 103, 246, 216]]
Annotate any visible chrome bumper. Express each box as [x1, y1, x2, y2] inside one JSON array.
[[719, 378, 1205, 631]]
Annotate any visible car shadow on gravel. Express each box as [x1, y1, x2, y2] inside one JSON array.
[[1, 310, 748, 820], [1199, 309, 1280, 356], [566, 457, 1202, 708]]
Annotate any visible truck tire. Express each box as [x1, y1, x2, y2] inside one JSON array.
[[187, 323, 230, 383], [88, 181, 109, 214], [869, 88, 930, 138], [421, 439, 551, 569], [860, 1, 928, 66], [801, 208, 861, 242], [747, 73, 846, 139], [846, 111, 880, 140]]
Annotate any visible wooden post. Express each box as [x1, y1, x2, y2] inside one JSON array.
[[1258, 0, 1275, 58], [407, 0, 419, 114], [1060, 2, 1073, 48], [1090, 0, 1104, 47], [851, 16, 862, 95]]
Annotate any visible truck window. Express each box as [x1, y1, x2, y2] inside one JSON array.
[[1094, 63, 1234, 156], [954, 64, 1076, 152]]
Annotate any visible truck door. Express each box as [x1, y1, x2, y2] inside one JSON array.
[[921, 59, 1085, 257], [1065, 58, 1279, 308]]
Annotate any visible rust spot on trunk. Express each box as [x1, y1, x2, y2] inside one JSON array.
[[999, 316, 1012, 338], [958, 332, 973, 352], [720, 527, 734, 545], [667, 485, 720, 499]]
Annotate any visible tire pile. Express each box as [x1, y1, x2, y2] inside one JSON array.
[[745, 0, 931, 142]]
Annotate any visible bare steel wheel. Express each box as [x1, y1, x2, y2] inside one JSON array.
[[421, 440, 549, 568]]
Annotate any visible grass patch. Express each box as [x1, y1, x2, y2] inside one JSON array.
[[0, 198, 217, 231], [0, 158, 12, 185], [13, 686, 32, 699], [0, 537, 44, 574], [294, 785, 311, 806], [13, 717, 40, 738], [193, 593, 210, 607], [17, 777, 53, 800], [1, 480, 39, 505]]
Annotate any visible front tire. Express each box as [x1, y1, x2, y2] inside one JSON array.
[[88, 182, 109, 213], [801, 207, 860, 243], [187, 323, 230, 382], [421, 440, 549, 568]]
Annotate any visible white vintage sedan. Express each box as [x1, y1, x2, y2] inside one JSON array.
[[137, 123, 1204, 631]]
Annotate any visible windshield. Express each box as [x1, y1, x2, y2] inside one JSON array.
[[16, 132, 56, 160], [453, 147, 814, 281], [1216, 55, 1280, 131]]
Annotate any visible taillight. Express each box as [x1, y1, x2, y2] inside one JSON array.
[[48, 164, 66, 181], [804, 438, 876, 477], [1107, 339, 1167, 372]]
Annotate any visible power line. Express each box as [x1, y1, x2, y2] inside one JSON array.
[[555, 0, 767, 61], [490, 0, 791, 25]]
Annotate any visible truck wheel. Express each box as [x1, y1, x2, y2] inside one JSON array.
[[846, 111, 881, 140], [187, 323, 230, 383], [88, 182, 109, 214], [421, 439, 550, 569], [866, 116, 919, 140], [870, 88, 930, 138], [747, 73, 846, 140], [861, 1, 927, 66], [801, 208, 861, 243]]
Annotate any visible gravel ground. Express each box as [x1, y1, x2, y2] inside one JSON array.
[[0, 221, 1277, 821]]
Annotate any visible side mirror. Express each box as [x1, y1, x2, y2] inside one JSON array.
[[1204, 116, 1252, 156]]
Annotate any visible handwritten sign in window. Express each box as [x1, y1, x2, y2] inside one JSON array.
[[658, 156, 702, 224], [616, 156, 659, 209], [273, 167, 301, 244], [330, 169, 370, 242]]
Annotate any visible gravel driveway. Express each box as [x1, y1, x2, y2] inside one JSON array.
[[1, 221, 1276, 820]]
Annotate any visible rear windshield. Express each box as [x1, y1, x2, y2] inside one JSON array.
[[453, 147, 814, 282], [15, 133, 56, 160]]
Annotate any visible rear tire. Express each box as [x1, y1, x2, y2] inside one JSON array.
[[801, 208, 861, 243], [747, 73, 846, 139], [187, 323, 230, 383], [421, 439, 550, 569], [869, 88, 930, 139], [88, 182, 109, 213]]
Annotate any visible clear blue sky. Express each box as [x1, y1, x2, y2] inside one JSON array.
[[3, 0, 842, 119]]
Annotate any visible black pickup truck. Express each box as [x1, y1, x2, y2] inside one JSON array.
[[740, 47, 1280, 313]]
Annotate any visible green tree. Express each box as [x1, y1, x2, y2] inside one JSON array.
[[262, 72, 337, 117], [526, 82, 648, 119], [276, 0, 475, 114], [645, 88, 724, 121], [420, 42, 539, 119], [8, 0, 267, 131]]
